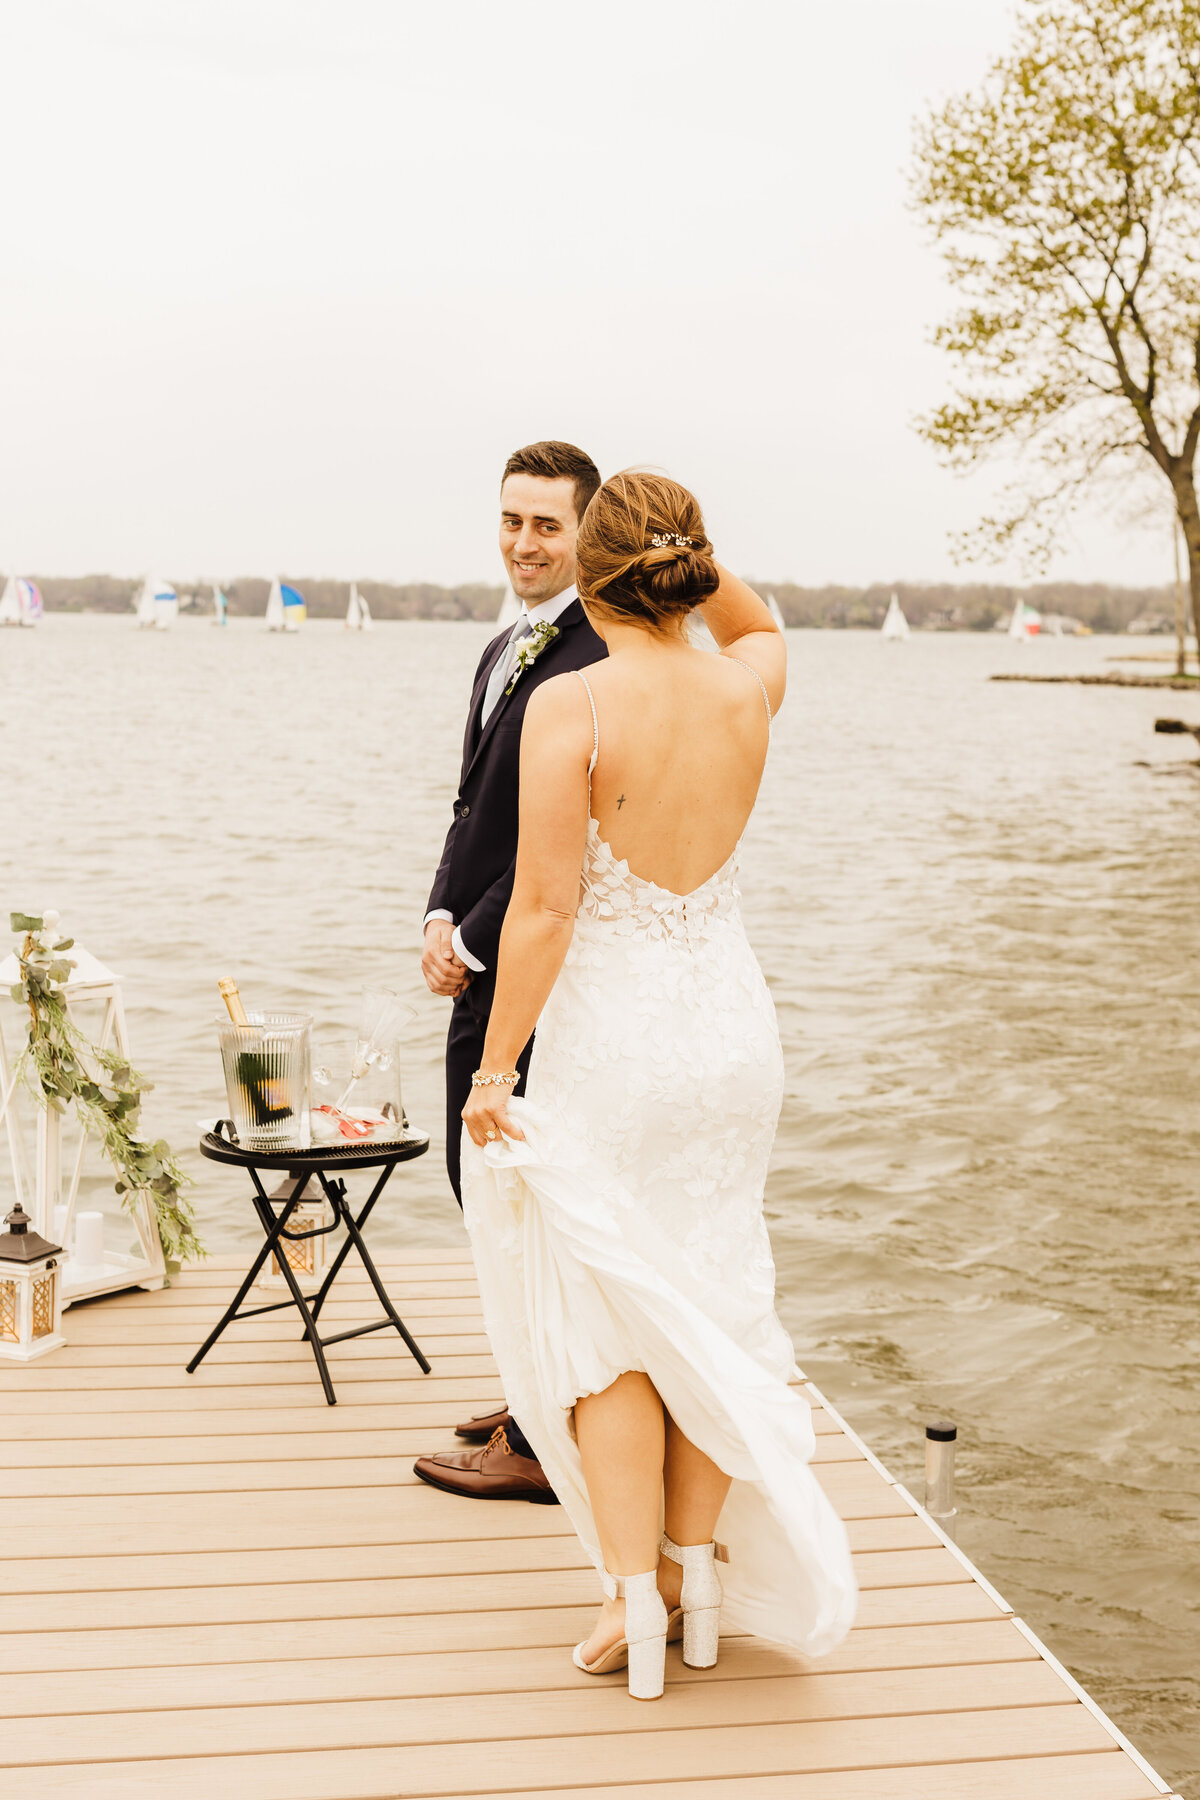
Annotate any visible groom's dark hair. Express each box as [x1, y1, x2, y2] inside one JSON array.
[[501, 440, 601, 522]]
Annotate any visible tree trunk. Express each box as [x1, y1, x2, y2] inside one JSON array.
[[1174, 470, 1200, 655]]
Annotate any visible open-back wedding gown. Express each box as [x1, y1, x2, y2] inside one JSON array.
[[461, 667, 857, 1657]]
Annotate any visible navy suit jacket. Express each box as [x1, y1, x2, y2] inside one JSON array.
[[427, 598, 608, 985]]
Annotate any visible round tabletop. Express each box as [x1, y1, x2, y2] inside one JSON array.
[[199, 1125, 430, 1172]]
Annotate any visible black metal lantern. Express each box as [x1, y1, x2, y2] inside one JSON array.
[[0, 1203, 65, 1360]]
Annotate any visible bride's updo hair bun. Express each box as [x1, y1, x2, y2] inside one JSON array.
[[576, 471, 719, 630]]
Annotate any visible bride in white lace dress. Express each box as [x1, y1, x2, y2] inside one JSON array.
[[461, 471, 856, 1699]]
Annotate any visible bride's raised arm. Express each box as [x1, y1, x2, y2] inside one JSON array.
[[697, 565, 787, 715], [462, 674, 595, 1147]]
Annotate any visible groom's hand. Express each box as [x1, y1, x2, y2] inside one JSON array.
[[422, 919, 470, 997]]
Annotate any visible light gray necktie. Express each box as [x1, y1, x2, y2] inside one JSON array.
[[481, 616, 534, 725]]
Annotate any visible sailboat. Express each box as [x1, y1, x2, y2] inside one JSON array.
[[281, 583, 306, 632], [344, 581, 373, 631], [0, 576, 38, 626], [881, 592, 911, 640], [155, 583, 178, 631], [211, 583, 228, 627], [767, 593, 786, 628], [134, 579, 156, 628], [133, 577, 176, 629], [17, 579, 42, 626], [265, 578, 285, 631], [1008, 599, 1041, 640], [496, 585, 522, 629]]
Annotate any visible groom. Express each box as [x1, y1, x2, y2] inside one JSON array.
[[414, 439, 606, 1502]]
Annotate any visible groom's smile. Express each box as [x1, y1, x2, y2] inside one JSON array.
[[499, 471, 580, 604]]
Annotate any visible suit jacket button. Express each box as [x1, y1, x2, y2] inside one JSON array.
[[460, 803, 470, 817]]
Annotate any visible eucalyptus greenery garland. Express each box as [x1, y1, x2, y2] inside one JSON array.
[[9, 912, 204, 1268]]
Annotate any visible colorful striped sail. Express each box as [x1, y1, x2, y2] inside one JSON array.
[[16, 579, 43, 624], [281, 583, 306, 631]]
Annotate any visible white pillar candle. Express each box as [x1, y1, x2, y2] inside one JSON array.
[[74, 1211, 105, 1267]]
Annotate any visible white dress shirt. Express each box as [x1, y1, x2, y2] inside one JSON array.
[[426, 584, 579, 973]]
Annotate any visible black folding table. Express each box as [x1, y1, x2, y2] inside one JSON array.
[[188, 1122, 432, 1405]]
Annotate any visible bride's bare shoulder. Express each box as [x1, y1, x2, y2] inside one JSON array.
[[521, 669, 597, 742]]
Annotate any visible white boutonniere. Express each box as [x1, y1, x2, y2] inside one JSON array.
[[505, 620, 560, 695]]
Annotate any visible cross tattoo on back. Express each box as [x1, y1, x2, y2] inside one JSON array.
[[617, 794, 627, 809]]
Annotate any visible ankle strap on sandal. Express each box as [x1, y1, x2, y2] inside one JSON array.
[[599, 1566, 659, 1600], [660, 1533, 730, 1565]]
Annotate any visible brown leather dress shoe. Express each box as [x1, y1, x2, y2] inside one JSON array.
[[454, 1404, 512, 1443], [413, 1426, 558, 1504]]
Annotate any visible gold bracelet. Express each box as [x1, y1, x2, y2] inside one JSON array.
[[471, 1069, 519, 1088]]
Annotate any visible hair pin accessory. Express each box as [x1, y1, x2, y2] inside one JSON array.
[[650, 533, 692, 549]]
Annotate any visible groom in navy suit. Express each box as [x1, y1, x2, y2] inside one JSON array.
[[414, 440, 607, 1502]]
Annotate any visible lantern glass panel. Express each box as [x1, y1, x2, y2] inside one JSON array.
[[269, 1200, 325, 1279], [275, 1232, 315, 1278], [32, 1272, 55, 1338], [0, 1280, 16, 1342]]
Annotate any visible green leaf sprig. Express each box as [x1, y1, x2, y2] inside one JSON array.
[[9, 912, 205, 1269]]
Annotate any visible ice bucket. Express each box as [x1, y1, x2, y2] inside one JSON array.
[[217, 1012, 312, 1150]]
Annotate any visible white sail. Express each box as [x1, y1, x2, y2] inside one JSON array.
[[212, 583, 227, 626], [345, 582, 362, 630], [134, 578, 158, 628], [0, 576, 20, 626], [881, 593, 910, 640], [1009, 599, 1041, 640], [767, 592, 786, 628], [496, 586, 522, 628], [359, 590, 373, 631], [154, 582, 178, 631], [265, 578, 285, 631]]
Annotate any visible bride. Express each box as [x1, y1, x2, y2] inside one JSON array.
[[460, 470, 857, 1700]]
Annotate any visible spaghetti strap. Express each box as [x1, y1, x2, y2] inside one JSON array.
[[727, 657, 773, 733], [576, 670, 599, 776]]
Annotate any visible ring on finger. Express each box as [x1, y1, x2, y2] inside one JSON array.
[[485, 1128, 498, 1141]]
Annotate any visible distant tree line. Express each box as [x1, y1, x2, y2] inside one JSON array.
[[33, 576, 506, 622], [766, 580, 1176, 633], [31, 573, 1176, 632]]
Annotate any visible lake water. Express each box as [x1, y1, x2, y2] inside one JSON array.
[[4, 615, 1198, 1789]]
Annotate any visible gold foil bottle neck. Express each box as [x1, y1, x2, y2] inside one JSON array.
[[218, 978, 249, 1025]]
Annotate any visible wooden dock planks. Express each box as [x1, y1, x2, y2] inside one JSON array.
[[0, 1255, 1171, 1800]]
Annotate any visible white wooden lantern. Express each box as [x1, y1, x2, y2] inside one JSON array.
[[258, 1179, 332, 1288], [0, 937, 167, 1309], [0, 1203, 66, 1360]]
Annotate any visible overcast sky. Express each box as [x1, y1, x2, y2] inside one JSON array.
[[0, 0, 1175, 588]]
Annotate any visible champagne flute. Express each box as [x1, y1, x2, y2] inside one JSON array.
[[333, 988, 418, 1112]]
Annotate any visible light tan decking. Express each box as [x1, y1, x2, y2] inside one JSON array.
[[0, 1255, 1175, 1800]]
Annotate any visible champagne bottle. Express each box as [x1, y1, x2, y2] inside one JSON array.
[[218, 978, 248, 1025], [219, 978, 293, 1126]]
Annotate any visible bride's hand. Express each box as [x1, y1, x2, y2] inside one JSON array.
[[462, 1081, 526, 1148]]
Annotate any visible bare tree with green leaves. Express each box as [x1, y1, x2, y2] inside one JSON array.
[[911, 0, 1200, 643]]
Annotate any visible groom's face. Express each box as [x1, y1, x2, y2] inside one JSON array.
[[500, 474, 579, 605]]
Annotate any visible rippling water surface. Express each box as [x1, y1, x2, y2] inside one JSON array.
[[4, 616, 1198, 1788]]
